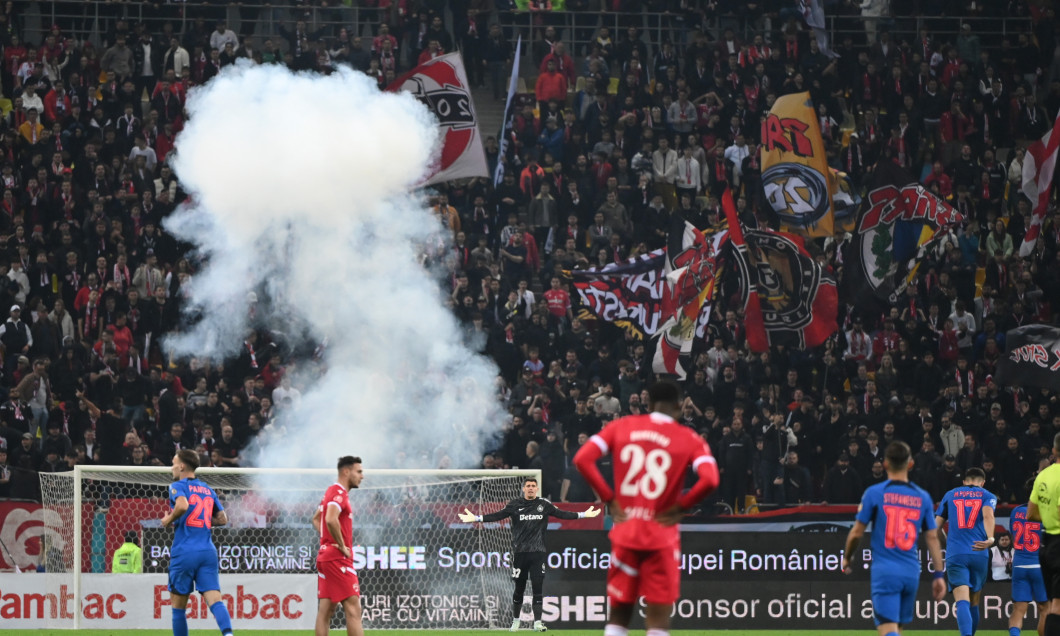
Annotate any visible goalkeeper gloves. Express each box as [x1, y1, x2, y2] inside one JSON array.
[[579, 506, 601, 519], [458, 508, 481, 523]]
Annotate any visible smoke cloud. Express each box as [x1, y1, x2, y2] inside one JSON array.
[[164, 63, 504, 470]]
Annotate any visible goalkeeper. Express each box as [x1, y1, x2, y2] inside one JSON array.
[[459, 477, 600, 632]]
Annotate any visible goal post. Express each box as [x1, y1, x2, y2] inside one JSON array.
[[37, 465, 540, 631]]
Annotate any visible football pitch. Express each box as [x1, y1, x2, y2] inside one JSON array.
[[0, 627, 1017, 631]]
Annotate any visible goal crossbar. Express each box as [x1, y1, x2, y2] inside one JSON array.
[[64, 466, 540, 630]]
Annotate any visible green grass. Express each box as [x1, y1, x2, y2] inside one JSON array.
[[0, 627, 1017, 631]]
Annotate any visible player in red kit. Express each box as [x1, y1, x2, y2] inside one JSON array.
[[311, 456, 365, 636], [573, 380, 719, 636]]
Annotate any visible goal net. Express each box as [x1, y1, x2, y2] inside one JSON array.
[[37, 466, 538, 631]]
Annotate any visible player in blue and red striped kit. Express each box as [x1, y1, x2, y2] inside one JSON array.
[[1010, 503, 1048, 636], [935, 468, 998, 636], [843, 441, 946, 636]]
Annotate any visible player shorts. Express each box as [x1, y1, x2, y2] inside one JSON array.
[[168, 549, 221, 596], [606, 539, 681, 606], [1040, 533, 1060, 599], [512, 552, 547, 582], [870, 572, 919, 626], [317, 559, 360, 603], [1013, 566, 1048, 603], [945, 552, 989, 592]]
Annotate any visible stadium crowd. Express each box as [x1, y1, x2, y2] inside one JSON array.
[[0, 1, 1057, 517]]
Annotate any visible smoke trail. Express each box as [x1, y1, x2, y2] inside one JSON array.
[[165, 63, 504, 469]]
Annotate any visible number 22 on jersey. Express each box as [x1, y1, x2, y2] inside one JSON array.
[[619, 445, 672, 500]]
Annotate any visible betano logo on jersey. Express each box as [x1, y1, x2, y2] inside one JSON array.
[[352, 546, 427, 570], [519, 514, 545, 521]]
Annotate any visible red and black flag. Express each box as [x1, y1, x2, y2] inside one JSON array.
[[721, 189, 837, 352]]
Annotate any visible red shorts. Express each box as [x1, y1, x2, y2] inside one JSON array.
[[317, 559, 360, 603], [607, 540, 681, 606]]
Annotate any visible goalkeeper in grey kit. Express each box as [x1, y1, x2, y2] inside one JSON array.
[[459, 477, 600, 631]]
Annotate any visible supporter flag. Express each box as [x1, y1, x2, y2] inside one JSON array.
[[851, 161, 963, 302], [760, 92, 855, 236], [798, 0, 838, 58], [570, 220, 726, 347], [721, 189, 838, 352], [652, 218, 728, 379], [1019, 109, 1060, 257], [386, 52, 489, 187], [494, 36, 523, 187], [569, 250, 669, 337], [995, 324, 1060, 391]]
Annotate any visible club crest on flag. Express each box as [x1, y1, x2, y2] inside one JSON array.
[[762, 162, 830, 228], [386, 53, 488, 187], [856, 178, 961, 302], [759, 92, 849, 236], [739, 230, 821, 329]]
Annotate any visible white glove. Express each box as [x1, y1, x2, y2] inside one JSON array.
[[458, 508, 479, 523], [581, 506, 601, 518]]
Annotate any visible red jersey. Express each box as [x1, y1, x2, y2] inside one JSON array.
[[543, 289, 570, 318], [317, 483, 352, 563], [574, 412, 718, 550]]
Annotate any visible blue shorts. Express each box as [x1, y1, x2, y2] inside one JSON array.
[[871, 573, 919, 626], [1013, 566, 1048, 603], [946, 552, 989, 592], [168, 549, 221, 596]]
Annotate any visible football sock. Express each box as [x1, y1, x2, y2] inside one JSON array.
[[532, 597, 543, 622], [1010, 627, 1021, 636], [885, 631, 900, 636], [956, 600, 972, 636], [512, 602, 522, 621], [971, 604, 980, 633], [645, 629, 669, 636], [603, 625, 629, 636], [172, 608, 188, 636], [210, 600, 233, 636]]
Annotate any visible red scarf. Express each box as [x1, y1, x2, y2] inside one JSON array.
[[113, 263, 130, 291], [83, 302, 98, 338]]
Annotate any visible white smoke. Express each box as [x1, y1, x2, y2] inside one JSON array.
[[164, 63, 504, 470]]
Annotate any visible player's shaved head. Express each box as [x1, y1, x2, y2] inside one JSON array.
[[883, 441, 911, 471]]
